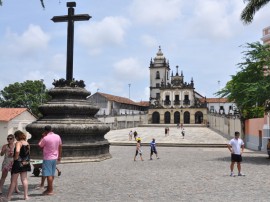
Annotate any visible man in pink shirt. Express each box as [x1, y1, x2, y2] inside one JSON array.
[[38, 125, 62, 195]]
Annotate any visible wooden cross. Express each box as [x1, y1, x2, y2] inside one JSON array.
[[51, 2, 91, 81]]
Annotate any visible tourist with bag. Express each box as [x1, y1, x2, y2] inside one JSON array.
[[6, 130, 31, 200], [0, 134, 20, 195], [134, 139, 143, 161]]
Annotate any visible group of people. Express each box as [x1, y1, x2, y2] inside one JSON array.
[[134, 138, 159, 161], [132, 128, 246, 177], [0, 125, 62, 201], [128, 130, 138, 141]]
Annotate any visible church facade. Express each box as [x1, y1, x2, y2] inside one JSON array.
[[148, 47, 208, 124]]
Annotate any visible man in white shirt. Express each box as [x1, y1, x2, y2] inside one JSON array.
[[228, 131, 245, 176]]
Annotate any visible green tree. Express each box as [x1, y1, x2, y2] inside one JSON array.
[[0, 80, 50, 117], [241, 0, 270, 24], [216, 42, 270, 119]]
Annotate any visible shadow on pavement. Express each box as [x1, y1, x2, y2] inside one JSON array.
[[215, 156, 270, 165]]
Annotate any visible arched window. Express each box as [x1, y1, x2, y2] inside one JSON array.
[[156, 71, 160, 79]]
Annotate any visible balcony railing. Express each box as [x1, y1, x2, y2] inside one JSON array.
[[183, 100, 190, 105], [174, 100, 180, 105], [164, 100, 171, 105]]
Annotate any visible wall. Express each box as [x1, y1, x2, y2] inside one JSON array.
[[245, 117, 266, 151], [97, 114, 148, 130], [208, 113, 270, 152], [207, 114, 242, 138]]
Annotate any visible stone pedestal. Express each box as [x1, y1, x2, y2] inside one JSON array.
[[26, 86, 111, 162]]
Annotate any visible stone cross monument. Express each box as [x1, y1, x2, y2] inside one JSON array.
[[26, 2, 111, 162]]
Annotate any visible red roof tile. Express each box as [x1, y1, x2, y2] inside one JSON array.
[[0, 108, 28, 122], [135, 101, 149, 107], [97, 92, 149, 107]]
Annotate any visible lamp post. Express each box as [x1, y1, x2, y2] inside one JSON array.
[[128, 84, 131, 99], [125, 111, 127, 128], [103, 110, 106, 125], [218, 80, 221, 132], [40, 79, 44, 104]]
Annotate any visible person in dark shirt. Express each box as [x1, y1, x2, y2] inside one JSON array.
[[150, 138, 159, 160]]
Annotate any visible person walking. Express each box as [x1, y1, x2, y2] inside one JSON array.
[[129, 130, 133, 141], [0, 134, 20, 195], [180, 124, 185, 139], [38, 125, 62, 195], [133, 131, 138, 141], [267, 139, 270, 158], [227, 131, 245, 177], [6, 130, 31, 201], [150, 138, 159, 160], [134, 139, 143, 161]]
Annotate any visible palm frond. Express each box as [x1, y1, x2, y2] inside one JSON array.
[[241, 0, 270, 24], [40, 0, 45, 9]]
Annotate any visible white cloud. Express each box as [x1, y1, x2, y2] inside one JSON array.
[[5, 24, 50, 56], [77, 16, 130, 55], [88, 82, 105, 94], [140, 35, 158, 48], [129, 0, 183, 25], [87, 80, 126, 96], [144, 86, 150, 101], [48, 54, 66, 71], [184, 0, 244, 40], [113, 57, 148, 81]]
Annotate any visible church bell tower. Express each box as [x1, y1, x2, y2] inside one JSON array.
[[149, 46, 170, 105]]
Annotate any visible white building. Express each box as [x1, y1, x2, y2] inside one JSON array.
[[0, 108, 37, 145], [148, 47, 208, 124], [202, 98, 238, 115], [88, 92, 148, 116]]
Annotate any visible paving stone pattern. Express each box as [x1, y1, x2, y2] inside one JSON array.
[[105, 127, 229, 144], [1, 127, 270, 201]]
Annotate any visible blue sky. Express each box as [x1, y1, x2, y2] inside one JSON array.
[[0, 0, 269, 101]]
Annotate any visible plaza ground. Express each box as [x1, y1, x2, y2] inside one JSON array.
[[1, 127, 270, 201]]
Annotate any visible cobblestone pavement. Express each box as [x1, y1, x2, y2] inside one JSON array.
[[1, 146, 270, 202], [1, 127, 270, 202]]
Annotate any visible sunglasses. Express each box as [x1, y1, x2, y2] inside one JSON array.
[[7, 138, 13, 140]]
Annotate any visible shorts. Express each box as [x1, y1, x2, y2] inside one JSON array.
[[151, 149, 157, 155], [42, 159, 57, 176], [231, 154, 242, 162], [135, 150, 142, 156]]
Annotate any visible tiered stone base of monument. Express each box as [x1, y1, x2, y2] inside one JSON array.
[[26, 86, 111, 162]]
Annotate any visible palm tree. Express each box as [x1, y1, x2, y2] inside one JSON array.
[[241, 0, 270, 24]]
